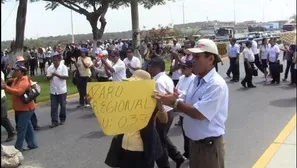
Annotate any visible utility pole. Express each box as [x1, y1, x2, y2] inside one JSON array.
[[182, 0, 185, 24]]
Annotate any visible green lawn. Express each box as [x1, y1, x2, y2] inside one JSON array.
[[6, 76, 78, 110]]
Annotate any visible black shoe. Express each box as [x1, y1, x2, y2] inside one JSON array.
[[60, 121, 65, 125], [241, 81, 246, 88], [226, 73, 231, 78], [270, 80, 276, 84], [231, 79, 239, 82], [34, 125, 41, 131], [175, 156, 187, 168], [6, 133, 16, 142], [76, 104, 84, 108], [248, 85, 256, 88], [49, 123, 59, 128]]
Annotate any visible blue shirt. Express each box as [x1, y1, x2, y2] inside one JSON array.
[[181, 68, 229, 141], [227, 44, 240, 58]]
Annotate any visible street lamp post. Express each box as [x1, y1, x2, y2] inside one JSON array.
[[70, 10, 74, 43]]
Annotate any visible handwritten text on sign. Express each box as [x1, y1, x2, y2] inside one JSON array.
[[87, 80, 156, 135]]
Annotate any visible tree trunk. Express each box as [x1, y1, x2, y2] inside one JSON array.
[[9, 0, 27, 65], [130, 0, 141, 60], [87, 12, 107, 56]]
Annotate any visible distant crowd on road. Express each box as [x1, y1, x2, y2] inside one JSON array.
[[1, 36, 296, 168]]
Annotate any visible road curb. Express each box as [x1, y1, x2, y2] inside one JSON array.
[[7, 93, 79, 116]]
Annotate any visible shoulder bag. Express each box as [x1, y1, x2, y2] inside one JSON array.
[[20, 77, 40, 104]]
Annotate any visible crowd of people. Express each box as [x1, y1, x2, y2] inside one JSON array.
[[1, 36, 296, 168]]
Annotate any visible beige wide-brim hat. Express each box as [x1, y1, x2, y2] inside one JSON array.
[[185, 38, 222, 63], [124, 70, 151, 81]]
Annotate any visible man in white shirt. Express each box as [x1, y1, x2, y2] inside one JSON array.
[[147, 57, 186, 168], [1, 71, 16, 142], [46, 54, 69, 128], [175, 60, 196, 159], [155, 39, 229, 168], [101, 50, 126, 81], [227, 38, 240, 82], [268, 39, 281, 84], [171, 38, 181, 52], [241, 41, 256, 88], [123, 48, 141, 78], [249, 36, 264, 73]]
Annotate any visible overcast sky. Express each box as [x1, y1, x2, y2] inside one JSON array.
[[1, 0, 296, 41]]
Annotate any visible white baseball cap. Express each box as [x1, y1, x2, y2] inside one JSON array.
[[186, 39, 219, 56]]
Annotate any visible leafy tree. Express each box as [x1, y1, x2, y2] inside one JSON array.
[[42, 0, 172, 42]]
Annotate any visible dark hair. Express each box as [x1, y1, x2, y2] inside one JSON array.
[[262, 38, 267, 44], [127, 47, 134, 52], [245, 41, 252, 47], [148, 57, 166, 72], [230, 38, 236, 43]]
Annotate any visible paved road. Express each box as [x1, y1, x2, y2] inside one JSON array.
[[2, 58, 296, 168]]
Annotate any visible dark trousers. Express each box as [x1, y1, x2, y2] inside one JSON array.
[[230, 57, 239, 80], [156, 112, 184, 168], [1, 97, 15, 136], [77, 76, 90, 105], [242, 62, 254, 86], [284, 60, 293, 80], [50, 93, 67, 124], [15, 111, 38, 129], [189, 136, 225, 168], [293, 69, 297, 84], [1, 117, 15, 137], [254, 54, 264, 73], [173, 80, 179, 87], [96, 77, 110, 82], [180, 116, 189, 158], [120, 148, 154, 168], [226, 58, 232, 76], [269, 62, 280, 83]]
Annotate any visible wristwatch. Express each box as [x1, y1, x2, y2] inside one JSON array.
[[173, 99, 180, 109]]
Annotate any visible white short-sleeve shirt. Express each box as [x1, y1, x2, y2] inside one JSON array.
[[46, 63, 69, 95], [153, 72, 175, 112], [251, 40, 259, 55], [123, 56, 141, 74], [182, 68, 229, 141], [112, 59, 126, 81], [243, 48, 255, 62], [227, 44, 240, 58], [268, 45, 280, 63], [260, 44, 270, 60]]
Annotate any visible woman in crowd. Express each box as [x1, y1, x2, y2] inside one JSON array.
[[241, 41, 256, 88], [1, 64, 38, 151], [260, 38, 270, 81], [72, 48, 93, 108]]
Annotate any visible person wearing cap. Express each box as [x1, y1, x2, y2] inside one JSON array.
[[249, 36, 264, 73], [72, 48, 93, 108], [101, 50, 126, 81], [148, 57, 186, 168], [46, 53, 69, 128], [155, 39, 229, 168], [226, 38, 240, 82], [1, 70, 16, 142], [175, 60, 196, 159], [241, 41, 257, 88], [104, 70, 166, 168], [93, 50, 112, 82], [1, 64, 38, 151], [123, 48, 141, 78]]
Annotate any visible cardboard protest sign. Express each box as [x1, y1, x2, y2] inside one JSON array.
[[87, 80, 156, 135]]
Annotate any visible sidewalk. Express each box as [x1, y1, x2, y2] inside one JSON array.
[[266, 126, 296, 168]]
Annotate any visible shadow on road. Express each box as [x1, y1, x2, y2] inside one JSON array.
[[269, 97, 297, 108], [236, 87, 249, 91], [77, 113, 96, 119], [78, 131, 106, 139]]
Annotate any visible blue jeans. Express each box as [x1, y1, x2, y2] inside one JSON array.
[[142, 60, 150, 71], [77, 77, 90, 105], [50, 93, 67, 123], [15, 110, 38, 151]]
